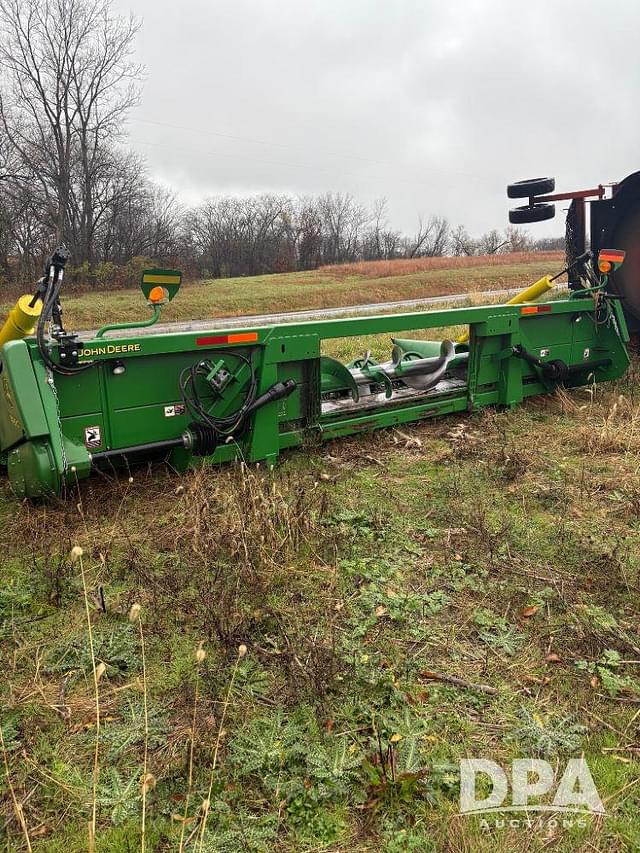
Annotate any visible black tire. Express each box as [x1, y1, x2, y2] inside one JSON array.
[[509, 203, 555, 224], [507, 177, 555, 199]]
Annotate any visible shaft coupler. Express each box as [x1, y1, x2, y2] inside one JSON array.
[[185, 423, 218, 457]]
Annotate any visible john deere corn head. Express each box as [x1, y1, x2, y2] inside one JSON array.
[[0, 245, 630, 498]]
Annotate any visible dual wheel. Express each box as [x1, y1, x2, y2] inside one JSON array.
[[507, 177, 555, 223]]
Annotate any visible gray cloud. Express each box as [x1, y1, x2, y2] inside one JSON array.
[[114, 0, 640, 235]]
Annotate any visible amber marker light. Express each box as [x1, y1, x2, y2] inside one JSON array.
[[520, 305, 552, 315], [149, 286, 169, 303]]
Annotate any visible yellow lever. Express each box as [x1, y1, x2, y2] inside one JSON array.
[[457, 275, 554, 344], [0, 295, 43, 348]]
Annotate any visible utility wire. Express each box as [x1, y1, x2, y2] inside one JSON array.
[[127, 116, 502, 187], [133, 134, 498, 192], [129, 116, 399, 169]]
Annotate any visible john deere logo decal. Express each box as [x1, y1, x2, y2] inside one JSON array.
[[79, 343, 141, 358]]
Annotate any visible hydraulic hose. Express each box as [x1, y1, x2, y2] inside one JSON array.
[[91, 380, 297, 467]]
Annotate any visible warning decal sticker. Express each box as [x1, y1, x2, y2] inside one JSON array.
[[84, 426, 102, 448], [164, 404, 186, 418]]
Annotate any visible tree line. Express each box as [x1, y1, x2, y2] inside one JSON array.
[[0, 0, 563, 290]]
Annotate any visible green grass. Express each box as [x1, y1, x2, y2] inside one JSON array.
[[1, 259, 639, 851], [1, 256, 560, 330]]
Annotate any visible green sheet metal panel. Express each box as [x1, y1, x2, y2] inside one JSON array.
[[0, 340, 49, 446]]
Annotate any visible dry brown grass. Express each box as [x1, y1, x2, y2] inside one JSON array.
[[320, 251, 564, 280], [577, 391, 640, 457], [3, 252, 565, 330]]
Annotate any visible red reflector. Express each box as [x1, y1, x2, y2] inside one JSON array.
[[196, 335, 227, 345], [520, 304, 552, 315], [599, 250, 624, 263], [196, 332, 259, 346]]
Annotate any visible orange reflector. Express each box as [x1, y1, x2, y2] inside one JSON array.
[[520, 304, 552, 315], [196, 331, 259, 346], [229, 332, 259, 344], [149, 285, 168, 303], [598, 259, 612, 273]]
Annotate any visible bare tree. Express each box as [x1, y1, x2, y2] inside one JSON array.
[[360, 197, 386, 260], [0, 194, 9, 277], [381, 228, 401, 258], [450, 224, 477, 256], [533, 235, 564, 251], [359, 198, 402, 261], [503, 225, 532, 253], [0, 7, 551, 287], [295, 196, 323, 270], [478, 229, 509, 255], [318, 192, 370, 264], [83, 149, 139, 261], [405, 215, 450, 257], [406, 216, 429, 258], [71, 3, 142, 263], [0, 0, 141, 259], [424, 215, 449, 256], [145, 185, 183, 259]]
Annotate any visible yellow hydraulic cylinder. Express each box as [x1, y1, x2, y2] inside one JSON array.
[[457, 274, 554, 344], [0, 295, 42, 348]]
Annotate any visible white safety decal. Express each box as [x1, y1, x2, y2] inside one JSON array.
[[85, 426, 102, 448], [164, 403, 186, 418]]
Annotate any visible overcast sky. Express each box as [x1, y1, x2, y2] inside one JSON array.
[[113, 0, 640, 236]]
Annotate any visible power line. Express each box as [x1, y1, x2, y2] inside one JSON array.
[[129, 116, 398, 169], [132, 130, 500, 193]]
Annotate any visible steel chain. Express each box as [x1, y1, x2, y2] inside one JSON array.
[[46, 367, 68, 476]]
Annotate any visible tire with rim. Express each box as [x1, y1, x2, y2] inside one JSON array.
[[509, 203, 556, 224], [507, 177, 555, 199]]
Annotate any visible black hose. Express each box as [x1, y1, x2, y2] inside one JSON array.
[[179, 352, 296, 440], [36, 277, 95, 375], [179, 350, 258, 436]]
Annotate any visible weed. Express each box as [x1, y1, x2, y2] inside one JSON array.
[[326, 508, 385, 541], [46, 621, 140, 682], [76, 544, 100, 850], [99, 698, 169, 762], [473, 608, 525, 656], [178, 641, 205, 853], [508, 708, 587, 757], [1, 723, 32, 850], [97, 767, 143, 826], [198, 643, 246, 851], [576, 649, 640, 698]]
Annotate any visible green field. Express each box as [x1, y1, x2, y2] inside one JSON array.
[[0, 253, 561, 330], [1, 257, 640, 852]]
